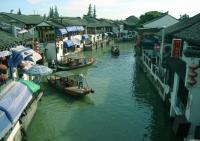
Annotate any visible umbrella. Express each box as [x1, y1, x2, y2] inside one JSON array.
[[26, 65, 53, 76], [0, 51, 11, 58]]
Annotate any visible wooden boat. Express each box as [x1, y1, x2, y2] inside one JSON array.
[[57, 56, 95, 71], [47, 73, 94, 96], [111, 46, 120, 56]]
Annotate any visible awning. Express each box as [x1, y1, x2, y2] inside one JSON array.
[[72, 38, 80, 45], [66, 26, 77, 32], [8, 46, 41, 67], [11, 45, 34, 59], [0, 82, 32, 123], [0, 110, 12, 140], [82, 34, 89, 40], [18, 80, 40, 93], [55, 28, 68, 36], [63, 40, 74, 48], [76, 26, 84, 31], [66, 26, 84, 32]]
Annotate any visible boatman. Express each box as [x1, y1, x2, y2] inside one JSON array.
[[78, 74, 84, 89]]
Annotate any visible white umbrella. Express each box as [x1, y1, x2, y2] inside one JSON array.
[[26, 65, 53, 76], [0, 51, 11, 58]]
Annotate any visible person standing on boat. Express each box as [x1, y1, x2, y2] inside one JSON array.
[[78, 74, 84, 89]]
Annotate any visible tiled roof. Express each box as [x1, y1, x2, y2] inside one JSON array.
[[0, 12, 44, 25], [0, 30, 33, 51], [54, 17, 87, 26], [174, 22, 200, 45], [83, 17, 112, 27], [164, 13, 200, 36], [0, 30, 22, 51]]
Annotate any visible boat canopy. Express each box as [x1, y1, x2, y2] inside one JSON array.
[[0, 110, 12, 140], [63, 40, 74, 48], [55, 28, 68, 36], [0, 82, 32, 123], [18, 80, 40, 93]]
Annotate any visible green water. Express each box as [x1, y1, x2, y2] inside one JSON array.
[[27, 42, 179, 141]]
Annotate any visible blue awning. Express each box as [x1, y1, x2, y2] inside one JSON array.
[[55, 28, 68, 36], [63, 40, 74, 48], [66, 26, 77, 32], [82, 34, 89, 40], [66, 26, 84, 32], [76, 26, 84, 31]]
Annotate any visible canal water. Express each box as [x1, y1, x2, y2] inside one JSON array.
[[27, 42, 179, 141]]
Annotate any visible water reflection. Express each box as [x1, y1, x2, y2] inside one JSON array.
[[132, 62, 181, 141]]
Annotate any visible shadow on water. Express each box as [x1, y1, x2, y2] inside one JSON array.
[[132, 62, 182, 141], [27, 42, 181, 141]]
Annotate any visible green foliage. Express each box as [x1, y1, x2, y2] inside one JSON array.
[[48, 6, 59, 18], [54, 6, 59, 18], [17, 8, 21, 15], [179, 14, 189, 21], [138, 11, 164, 26], [93, 5, 96, 18], [87, 4, 92, 17]]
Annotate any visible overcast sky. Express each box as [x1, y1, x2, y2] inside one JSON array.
[[0, 0, 199, 20]]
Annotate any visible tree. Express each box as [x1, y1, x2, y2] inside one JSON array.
[[17, 8, 21, 15], [179, 14, 189, 21], [87, 4, 92, 17], [93, 5, 96, 18], [138, 11, 164, 26], [10, 9, 14, 13], [43, 14, 47, 20], [51, 7, 54, 18], [48, 7, 52, 18], [48, 7, 54, 18], [54, 6, 59, 18]]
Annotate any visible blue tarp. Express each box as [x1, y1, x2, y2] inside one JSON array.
[[82, 34, 89, 40], [63, 40, 74, 48], [0, 110, 12, 140], [8, 46, 33, 67], [55, 28, 68, 36], [0, 82, 32, 123]]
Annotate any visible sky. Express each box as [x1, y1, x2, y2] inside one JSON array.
[[0, 0, 199, 20]]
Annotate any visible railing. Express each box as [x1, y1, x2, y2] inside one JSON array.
[[142, 53, 165, 94]]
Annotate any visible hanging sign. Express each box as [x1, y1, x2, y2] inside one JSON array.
[[171, 39, 182, 57]]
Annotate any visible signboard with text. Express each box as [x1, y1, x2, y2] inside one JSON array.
[[171, 39, 182, 57]]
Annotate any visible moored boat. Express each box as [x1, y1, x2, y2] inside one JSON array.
[[57, 56, 95, 71], [47, 73, 94, 96]]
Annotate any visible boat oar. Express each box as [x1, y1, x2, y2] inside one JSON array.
[[84, 78, 95, 93]]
